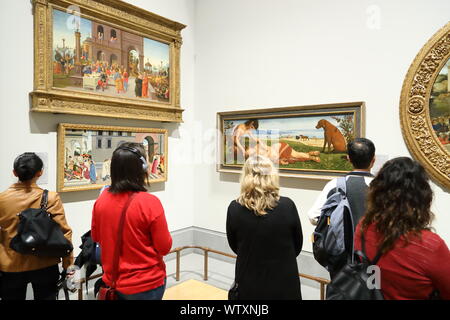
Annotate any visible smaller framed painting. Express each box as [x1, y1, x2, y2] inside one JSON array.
[[57, 123, 168, 192], [217, 102, 365, 179]]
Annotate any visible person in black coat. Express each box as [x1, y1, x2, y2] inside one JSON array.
[[135, 74, 143, 97], [226, 155, 303, 300]]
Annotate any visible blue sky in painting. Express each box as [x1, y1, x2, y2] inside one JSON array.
[[53, 8, 169, 67], [53, 9, 92, 52], [144, 38, 170, 69]]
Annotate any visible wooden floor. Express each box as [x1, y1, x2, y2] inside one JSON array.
[[163, 279, 228, 300]]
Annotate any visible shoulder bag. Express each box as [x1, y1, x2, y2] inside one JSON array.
[[10, 190, 73, 257], [326, 232, 384, 300]]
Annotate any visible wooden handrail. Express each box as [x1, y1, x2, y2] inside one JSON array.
[[76, 245, 330, 300]]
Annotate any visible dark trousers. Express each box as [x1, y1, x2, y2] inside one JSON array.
[[0, 264, 59, 300]]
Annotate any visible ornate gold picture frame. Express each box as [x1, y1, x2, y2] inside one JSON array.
[[58, 123, 168, 192], [31, 0, 185, 122], [400, 22, 450, 189], [217, 102, 365, 180]]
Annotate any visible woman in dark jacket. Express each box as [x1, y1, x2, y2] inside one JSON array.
[[226, 155, 303, 300]]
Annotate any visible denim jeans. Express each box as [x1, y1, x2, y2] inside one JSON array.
[[117, 279, 166, 300]]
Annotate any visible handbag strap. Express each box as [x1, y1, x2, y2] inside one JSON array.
[[56, 270, 70, 300], [40, 189, 49, 210], [110, 192, 137, 289], [358, 232, 383, 265]]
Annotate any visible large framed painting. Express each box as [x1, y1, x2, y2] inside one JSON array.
[[31, 0, 185, 122], [217, 102, 365, 179], [57, 123, 168, 192], [400, 22, 450, 190]]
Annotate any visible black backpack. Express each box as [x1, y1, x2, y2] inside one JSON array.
[[10, 190, 73, 257], [326, 233, 384, 300]]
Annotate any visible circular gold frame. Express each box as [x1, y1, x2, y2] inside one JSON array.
[[400, 22, 450, 190]]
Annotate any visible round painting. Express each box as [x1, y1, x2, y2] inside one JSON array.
[[430, 58, 450, 152], [400, 22, 450, 190]]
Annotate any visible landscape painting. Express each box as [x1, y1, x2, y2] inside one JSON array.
[[58, 124, 168, 192], [52, 8, 170, 103], [430, 57, 450, 152], [218, 103, 365, 178]]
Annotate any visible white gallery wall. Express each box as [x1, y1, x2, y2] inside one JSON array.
[[0, 0, 449, 256], [193, 0, 450, 251]]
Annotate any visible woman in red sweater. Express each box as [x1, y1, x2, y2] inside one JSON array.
[[354, 157, 450, 300], [92, 142, 172, 300]]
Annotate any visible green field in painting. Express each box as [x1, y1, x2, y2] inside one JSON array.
[[276, 139, 352, 171]]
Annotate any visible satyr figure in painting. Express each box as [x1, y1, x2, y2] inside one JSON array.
[[232, 119, 265, 162]]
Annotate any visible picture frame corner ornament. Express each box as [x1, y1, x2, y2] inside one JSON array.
[[174, 39, 183, 48], [407, 96, 426, 115], [33, 0, 48, 6]]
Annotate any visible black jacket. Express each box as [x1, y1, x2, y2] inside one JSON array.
[[226, 197, 303, 300], [74, 230, 100, 279]]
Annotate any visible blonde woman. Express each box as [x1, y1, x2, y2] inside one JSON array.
[[226, 155, 303, 300]]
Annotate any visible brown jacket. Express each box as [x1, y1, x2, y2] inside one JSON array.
[[0, 183, 73, 272]]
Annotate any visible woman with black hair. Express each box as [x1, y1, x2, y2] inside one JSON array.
[[91, 142, 172, 300], [0, 153, 73, 300], [354, 157, 450, 299]]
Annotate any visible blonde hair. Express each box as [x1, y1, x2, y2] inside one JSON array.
[[237, 155, 280, 216]]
